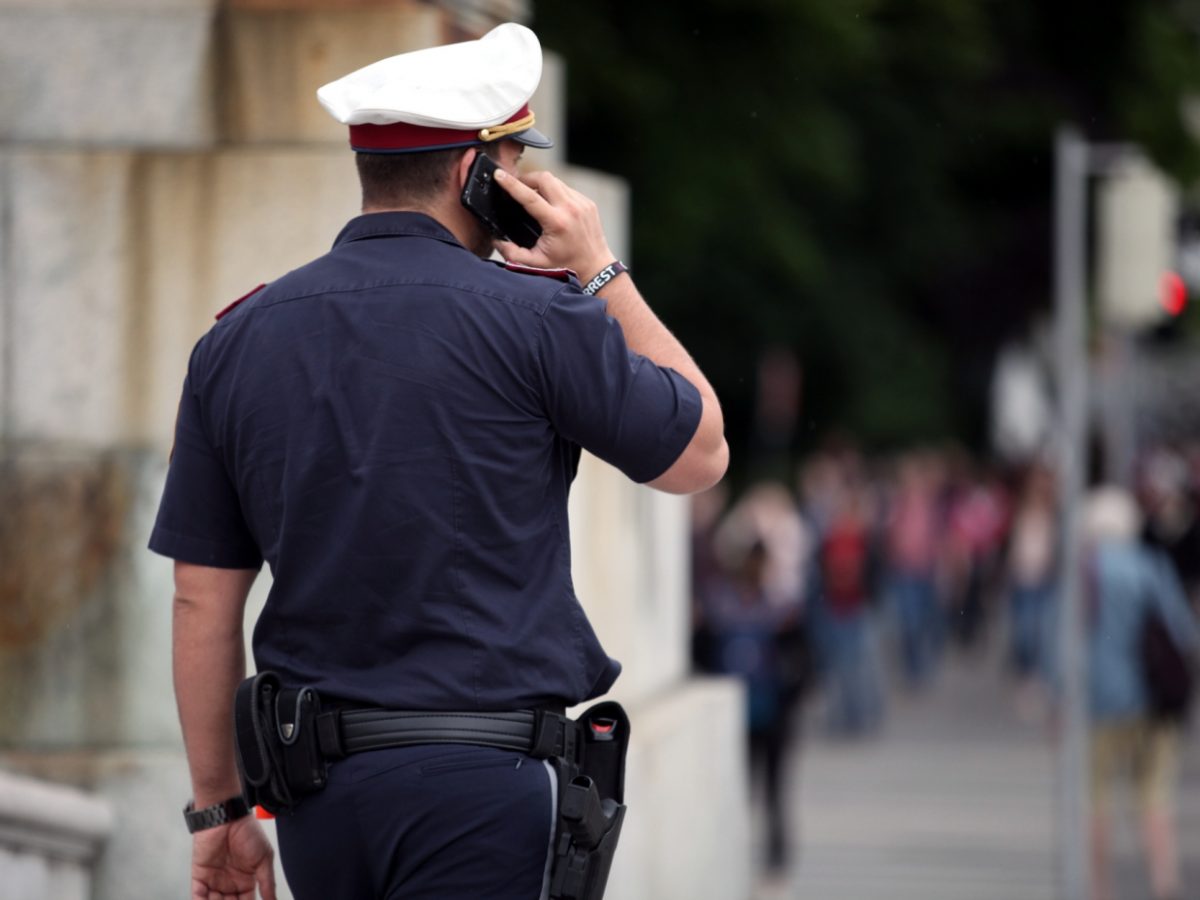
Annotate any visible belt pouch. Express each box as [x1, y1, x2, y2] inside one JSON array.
[[232, 672, 327, 815], [234, 671, 287, 812], [275, 686, 328, 803], [577, 702, 630, 804]]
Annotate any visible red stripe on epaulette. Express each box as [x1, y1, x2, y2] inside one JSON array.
[[215, 283, 266, 320], [502, 262, 577, 283]]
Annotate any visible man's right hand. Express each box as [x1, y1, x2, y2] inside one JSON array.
[[191, 817, 277, 900], [492, 168, 616, 283]]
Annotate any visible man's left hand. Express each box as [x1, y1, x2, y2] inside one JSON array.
[[191, 817, 277, 900]]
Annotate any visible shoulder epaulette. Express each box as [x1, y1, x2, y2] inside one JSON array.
[[501, 262, 577, 283], [215, 283, 267, 320]]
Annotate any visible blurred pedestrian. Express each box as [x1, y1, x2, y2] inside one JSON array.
[[815, 479, 884, 735], [691, 483, 731, 673], [714, 481, 813, 611], [1004, 463, 1057, 719], [1140, 448, 1200, 612], [705, 540, 806, 872], [1083, 488, 1198, 900], [884, 453, 944, 687], [707, 484, 813, 873], [944, 462, 1009, 650]]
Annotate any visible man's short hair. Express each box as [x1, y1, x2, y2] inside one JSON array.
[[355, 143, 501, 209]]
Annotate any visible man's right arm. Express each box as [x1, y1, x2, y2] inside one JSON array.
[[494, 168, 728, 494], [588, 272, 728, 493]]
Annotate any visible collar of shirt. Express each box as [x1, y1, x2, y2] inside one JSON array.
[[332, 211, 465, 251]]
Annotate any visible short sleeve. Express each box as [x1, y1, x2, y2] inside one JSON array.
[[537, 287, 702, 483], [148, 352, 263, 569]]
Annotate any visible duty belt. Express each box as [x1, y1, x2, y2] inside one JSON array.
[[234, 672, 628, 900], [313, 707, 584, 764]]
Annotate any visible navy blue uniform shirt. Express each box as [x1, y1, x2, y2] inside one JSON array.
[[150, 212, 702, 711]]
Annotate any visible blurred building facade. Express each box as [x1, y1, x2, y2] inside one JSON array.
[[0, 2, 748, 897]]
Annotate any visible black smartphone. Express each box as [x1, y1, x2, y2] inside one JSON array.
[[460, 152, 543, 249]]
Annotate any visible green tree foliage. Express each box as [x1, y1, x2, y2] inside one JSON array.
[[533, 0, 1200, 466]]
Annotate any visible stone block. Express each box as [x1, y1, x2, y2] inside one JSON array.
[[2, 144, 356, 449], [224, 0, 524, 14], [87, 751, 193, 900], [121, 453, 188, 743], [556, 164, 631, 263], [3, 151, 136, 447], [609, 677, 751, 900], [0, 769, 112, 900], [0, 1, 211, 8], [554, 167, 673, 702], [528, 51, 565, 167], [0, 769, 113, 862], [218, 3, 443, 145], [433, 0, 531, 34], [0, 7, 217, 146], [134, 145, 361, 446], [0, 851, 53, 900], [0, 749, 194, 900], [0, 841, 97, 900], [0, 154, 9, 436], [0, 449, 178, 748], [569, 455, 691, 704]]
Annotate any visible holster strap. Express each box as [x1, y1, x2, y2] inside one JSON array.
[[316, 708, 580, 762]]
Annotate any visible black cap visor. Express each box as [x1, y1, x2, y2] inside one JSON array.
[[512, 126, 553, 149]]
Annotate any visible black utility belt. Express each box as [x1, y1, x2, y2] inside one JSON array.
[[317, 707, 586, 763], [233, 672, 629, 900]]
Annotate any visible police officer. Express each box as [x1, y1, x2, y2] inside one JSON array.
[[152, 22, 727, 900]]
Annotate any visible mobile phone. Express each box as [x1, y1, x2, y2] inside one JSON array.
[[460, 152, 543, 249]]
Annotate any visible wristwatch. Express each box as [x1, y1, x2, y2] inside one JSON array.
[[183, 795, 251, 833]]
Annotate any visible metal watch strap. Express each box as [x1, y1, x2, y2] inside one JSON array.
[[183, 795, 251, 833], [581, 260, 628, 295]]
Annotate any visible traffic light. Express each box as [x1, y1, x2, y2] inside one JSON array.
[[1160, 270, 1186, 317], [1097, 157, 1180, 328]]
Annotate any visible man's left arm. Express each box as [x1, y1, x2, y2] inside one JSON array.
[[174, 560, 277, 900]]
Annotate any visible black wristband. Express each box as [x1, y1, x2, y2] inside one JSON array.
[[581, 260, 629, 295], [183, 795, 251, 833]]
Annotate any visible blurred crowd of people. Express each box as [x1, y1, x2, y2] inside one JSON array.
[[690, 441, 1200, 896]]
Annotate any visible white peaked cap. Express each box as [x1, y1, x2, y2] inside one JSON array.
[[316, 23, 552, 153]]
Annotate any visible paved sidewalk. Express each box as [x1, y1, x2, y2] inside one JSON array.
[[753, 639, 1200, 900]]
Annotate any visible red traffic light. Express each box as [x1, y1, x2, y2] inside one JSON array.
[[1160, 270, 1187, 316]]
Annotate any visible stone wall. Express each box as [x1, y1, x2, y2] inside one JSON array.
[[0, 770, 113, 900], [0, 3, 748, 898]]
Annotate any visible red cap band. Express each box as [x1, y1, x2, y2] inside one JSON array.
[[350, 105, 530, 152]]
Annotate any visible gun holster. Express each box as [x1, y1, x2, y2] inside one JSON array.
[[233, 671, 328, 815], [548, 701, 630, 900]]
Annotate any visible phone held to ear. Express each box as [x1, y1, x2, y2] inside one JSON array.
[[460, 152, 543, 249]]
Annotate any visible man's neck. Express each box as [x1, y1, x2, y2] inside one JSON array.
[[361, 197, 487, 256], [360, 202, 431, 218]]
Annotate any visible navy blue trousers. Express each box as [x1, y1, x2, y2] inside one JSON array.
[[275, 744, 556, 900]]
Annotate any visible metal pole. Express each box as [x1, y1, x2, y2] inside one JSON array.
[[1111, 330, 1137, 485], [1053, 126, 1091, 900]]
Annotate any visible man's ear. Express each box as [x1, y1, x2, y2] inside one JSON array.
[[455, 148, 479, 191]]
